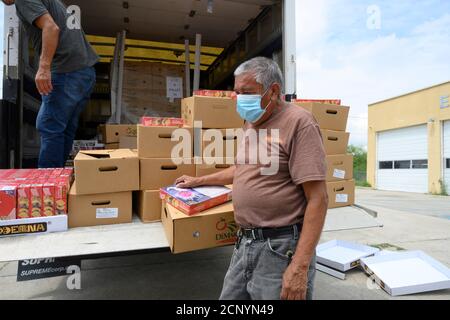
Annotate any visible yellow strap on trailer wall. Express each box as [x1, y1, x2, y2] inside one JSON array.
[[87, 35, 223, 71]]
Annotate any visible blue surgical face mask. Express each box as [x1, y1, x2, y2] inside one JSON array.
[[236, 86, 273, 123]]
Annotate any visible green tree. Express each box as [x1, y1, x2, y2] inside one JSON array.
[[347, 145, 371, 187]]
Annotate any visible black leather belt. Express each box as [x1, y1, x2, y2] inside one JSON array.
[[238, 223, 302, 241]]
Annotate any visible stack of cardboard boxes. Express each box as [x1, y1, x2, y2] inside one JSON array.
[[182, 91, 243, 177], [121, 61, 185, 123], [68, 149, 139, 228], [136, 122, 194, 223], [294, 101, 355, 208], [155, 95, 243, 253]]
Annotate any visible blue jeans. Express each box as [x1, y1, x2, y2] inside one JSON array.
[[36, 66, 96, 168], [220, 229, 316, 300]]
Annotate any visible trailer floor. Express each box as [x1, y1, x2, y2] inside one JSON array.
[[0, 188, 449, 300]]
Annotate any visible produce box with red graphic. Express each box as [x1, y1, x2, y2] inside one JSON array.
[[161, 201, 237, 254]]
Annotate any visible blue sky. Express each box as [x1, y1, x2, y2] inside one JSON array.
[[296, 0, 450, 147], [1, 1, 449, 147]]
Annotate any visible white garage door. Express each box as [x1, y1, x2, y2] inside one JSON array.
[[376, 125, 428, 193], [444, 121, 450, 192]]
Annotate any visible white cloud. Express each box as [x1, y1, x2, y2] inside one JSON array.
[[296, 0, 329, 50], [295, 1, 450, 147]]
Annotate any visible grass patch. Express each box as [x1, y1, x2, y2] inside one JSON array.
[[438, 179, 448, 196], [356, 180, 372, 187]]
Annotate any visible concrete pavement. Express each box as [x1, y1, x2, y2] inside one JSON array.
[[0, 188, 449, 300], [356, 187, 450, 220]]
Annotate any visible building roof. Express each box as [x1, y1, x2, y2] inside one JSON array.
[[369, 81, 450, 107]]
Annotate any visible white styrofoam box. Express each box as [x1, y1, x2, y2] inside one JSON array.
[[316, 263, 346, 280], [316, 240, 380, 272], [360, 251, 450, 296], [374, 250, 402, 257], [0, 215, 68, 238]]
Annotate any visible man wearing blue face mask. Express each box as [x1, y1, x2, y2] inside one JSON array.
[[175, 57, 328, 300]]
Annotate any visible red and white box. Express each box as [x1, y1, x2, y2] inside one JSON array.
[[30, 184, 43, 218], [293, 99, 342, 105], [17, 184, 32, 219], [50, 168, 64, 178], [141, 117, 184, 127], [55, 177, 70, 215], [0, 184, 17, 220], [160, 185, 232, 216], [193, 90, 236, 98], [42, 182, 56, 217]]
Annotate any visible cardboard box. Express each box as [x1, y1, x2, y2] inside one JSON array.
[[321, 130, 350, 155], [140, 158, 195, 190], [326, 154, 354, 181], [68, 183, 132, 228], [0, 184, 17, 220], [327, 180, 355, 209], [135, 190, 161, 222], [161, 201, 237, 254], [182, 96, 243, 129], [138, 125, 193, 159], [121, 61, 185, 123], [194, 129, 239, 158], [160, 185, 232, 216], [119, 136, 137, 149], [295, 102, 349, 131], [74, 149, 139, 195], [105, 143, 119, 149], [195, 158, 235, 177], [0, 215, 68, 238], [98, 124, 137, 144]]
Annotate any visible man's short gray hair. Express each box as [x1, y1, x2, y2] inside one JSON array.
[[234, 57, 284, 91]]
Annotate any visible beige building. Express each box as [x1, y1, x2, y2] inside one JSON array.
[[367, 81, 450, 194]]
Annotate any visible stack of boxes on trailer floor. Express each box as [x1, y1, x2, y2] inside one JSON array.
[[294, 100, 355, 208], [137, 118, 194, 223], [184, 90, 243, 177], [155, 91, 243, 253], [121, 61, 185, 123], [69, 149, 139, 228]]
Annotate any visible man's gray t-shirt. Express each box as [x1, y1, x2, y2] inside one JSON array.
[[15, 0, 99, 73]]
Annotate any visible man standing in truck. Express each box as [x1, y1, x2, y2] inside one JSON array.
[[2, 0, 99, 168], [176, 57, 328, 300]]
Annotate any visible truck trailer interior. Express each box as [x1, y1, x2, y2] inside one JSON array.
[[1, 0, 295, 169]]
